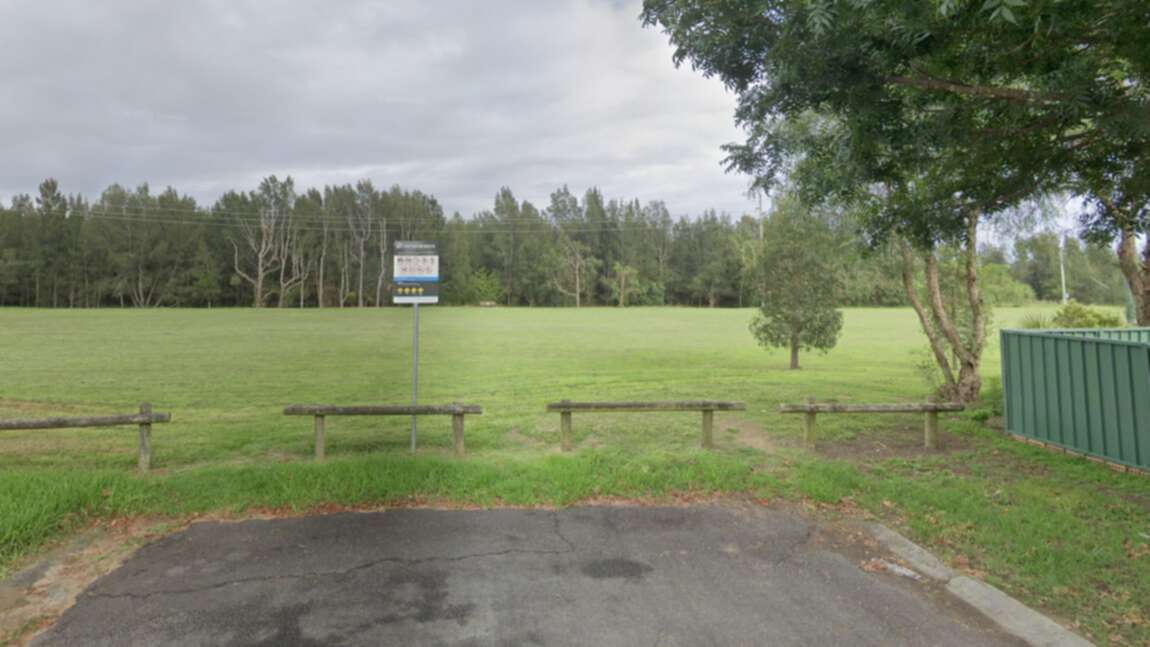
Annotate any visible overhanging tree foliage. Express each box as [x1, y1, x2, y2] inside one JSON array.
[[641, 0, 1150, 397]]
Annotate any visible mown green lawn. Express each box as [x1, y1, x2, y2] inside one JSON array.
[[1, 306, 1147, 643]]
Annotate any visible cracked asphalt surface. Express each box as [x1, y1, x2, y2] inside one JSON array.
[[33, 506, 1020, 646]]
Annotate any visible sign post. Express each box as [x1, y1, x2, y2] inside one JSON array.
[[393, 241, 439, 452]]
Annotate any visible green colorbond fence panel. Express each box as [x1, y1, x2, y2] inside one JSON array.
[[1132, 357, 1150, 467], [1054, 337, 1074, 447], [1047, 329, 1150, 344], [1099, 343, 1121, 462], [1001, 328, 1150, 471]]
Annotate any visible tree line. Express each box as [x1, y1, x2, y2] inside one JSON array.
[[0, 177, 1126, 310]]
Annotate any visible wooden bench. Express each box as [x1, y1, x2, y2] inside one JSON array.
[[283, 404, 482, 460], [545, 400, 747, 451], [778, 401, 965, 449], [0, 402, 171, 472]]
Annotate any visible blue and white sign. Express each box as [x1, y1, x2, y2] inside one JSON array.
[[393, 241, 439, 305]]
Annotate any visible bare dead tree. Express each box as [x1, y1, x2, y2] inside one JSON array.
[[349, 181, 375, 307], [374, 193, 391, 307], [339, 243, 350, 308], [315, 213, 330, 307], [295, 251, 312, 308], [276, 207, 306, 307], [552, 236, 593, 307], [231, 177, 294, 307]]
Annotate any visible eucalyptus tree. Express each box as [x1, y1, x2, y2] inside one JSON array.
[[348, 180, 375, 307], [225, 175, 295, 308], [607, 262, 640, 307]]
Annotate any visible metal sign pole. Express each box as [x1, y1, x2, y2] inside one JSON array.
[[411, 302, 419, 452], [393, 240, 437, 453]]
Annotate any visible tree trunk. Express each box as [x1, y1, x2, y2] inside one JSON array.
[[299, 265, 308, 307], [1142, 239, 1150, 326], [375, 230, 388, 307], [1117, 227, 1149, 325], [339, 244, 349, 308], [316, 246, 326, 308], [898, 212, 985, 404], [789, 332, 800, 370], [899, 240, 958, 393], [356, 239, 366, 307], [923, 253, 982, 402], [956, 211, 985, 402], [574, 259, 581, 308], [253, 268, 264, 307]]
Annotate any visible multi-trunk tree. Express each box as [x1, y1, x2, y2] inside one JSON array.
[[642, 0, 1150, 397]]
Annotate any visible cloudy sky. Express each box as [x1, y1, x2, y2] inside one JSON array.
[[1, 0, 758, 217]]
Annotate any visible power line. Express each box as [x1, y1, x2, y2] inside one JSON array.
[[54, 209, 685, 237], [8, 195, 692, 227]]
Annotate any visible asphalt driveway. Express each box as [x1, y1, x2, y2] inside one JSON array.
[[33, 505, 1019, 646]]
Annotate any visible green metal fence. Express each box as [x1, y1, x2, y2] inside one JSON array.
[[1000, 328, 1150, 471], [1043, 328, 1150, 344]]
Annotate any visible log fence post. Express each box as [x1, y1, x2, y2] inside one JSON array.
[[803, 412, 817, 449], [701, 409, 714, 449], [560, 400, 573, 452], [924, 409, 939, 450], [137, 402, 152, 473], [803, 397, 817, 449], [314, 415, 326, 461], [452, 407, 465, 456]]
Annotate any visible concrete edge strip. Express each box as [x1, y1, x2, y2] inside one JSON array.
[[863, 522, 955, 581], [864, 523, 1094, 647]]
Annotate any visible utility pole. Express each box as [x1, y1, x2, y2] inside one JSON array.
[[1058, 229, 1070, 304]]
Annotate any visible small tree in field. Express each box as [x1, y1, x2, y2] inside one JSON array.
[[750, 201, 842, 369]]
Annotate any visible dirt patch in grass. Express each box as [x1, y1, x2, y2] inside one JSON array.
[[726, 417, 784, 452], [816, 425, 973, 463]]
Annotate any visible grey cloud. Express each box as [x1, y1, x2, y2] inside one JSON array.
[[0, 0, 756, 217]]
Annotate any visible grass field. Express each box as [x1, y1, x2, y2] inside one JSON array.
[[2, 306, 1149, 644]]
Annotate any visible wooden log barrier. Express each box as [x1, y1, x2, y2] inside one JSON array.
[[778, 401, 964, 450], [284, 403, 482, 460], [546, 400, 747, 451], [0, 402, 171, 473]]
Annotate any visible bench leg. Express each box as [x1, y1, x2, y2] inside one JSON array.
[[924, 411, 939, 450], [701, 410, 714, 449], [803, 412, 817, 449], [314, 415, 326, 462], [137, 402, 152, 473], [561, 411, 572, 452], [453, 413, 465, 456]]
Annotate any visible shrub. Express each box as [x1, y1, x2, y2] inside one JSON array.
[[1051, 300, 1124, 329], [1018, 312, 1052, 329], [980, 264, 1036, 307]]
